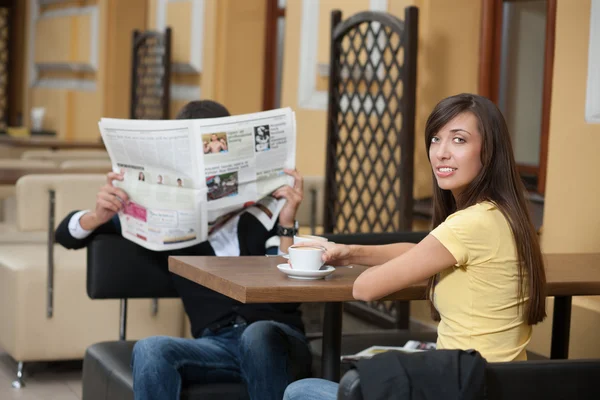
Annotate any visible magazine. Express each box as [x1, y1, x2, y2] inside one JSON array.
[[340, 341, 437, 363], [98, 108, 296, 251]]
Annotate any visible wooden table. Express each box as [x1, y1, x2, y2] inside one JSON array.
[[169, 253, 600, 381], [0, 167, 110, 185], [0, 136, 105, 150]]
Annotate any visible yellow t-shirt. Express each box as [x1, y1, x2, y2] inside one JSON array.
[[430, 201, 531, 362]]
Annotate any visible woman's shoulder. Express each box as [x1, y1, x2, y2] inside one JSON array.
[[444, 201, 501, 231], [447, 201, 496, 219]]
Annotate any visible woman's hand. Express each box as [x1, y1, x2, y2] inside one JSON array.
[[296, 241, 354, 266]]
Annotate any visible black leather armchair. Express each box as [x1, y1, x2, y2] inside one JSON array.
[[82, 234, 249, 400], [337, 358, 600, 400]]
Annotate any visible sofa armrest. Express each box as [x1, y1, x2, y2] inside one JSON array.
[[87, 234, 179, 299], [338, 369, 362, 400], [485, 359, 600, 400]]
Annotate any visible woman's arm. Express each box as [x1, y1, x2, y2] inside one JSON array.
[[346, 242, 417, 266], [319, 241, 416, 267], [352, 234, 457, 301]]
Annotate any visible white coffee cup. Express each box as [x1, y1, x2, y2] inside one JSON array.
[[293, 234, 328, 245], [288, 245, 326, 271], [30, 107, 46, 131]]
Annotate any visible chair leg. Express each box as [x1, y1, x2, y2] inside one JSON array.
[[119, 298, 128, 341], [11, 361, 25, 389], [47, 189, 56, 318], [310, 188, 317, 235], [151, 298, 159, 316]]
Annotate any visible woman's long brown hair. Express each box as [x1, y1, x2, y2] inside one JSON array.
[[425, 93, 546, 325]]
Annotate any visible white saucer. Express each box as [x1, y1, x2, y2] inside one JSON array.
[[277, 264, 335, 280]]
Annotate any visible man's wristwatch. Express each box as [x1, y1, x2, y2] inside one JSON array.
[[276, 221, 298, 237]]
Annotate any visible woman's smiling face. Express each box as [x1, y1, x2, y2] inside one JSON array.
[[429, 112, 483, 198]]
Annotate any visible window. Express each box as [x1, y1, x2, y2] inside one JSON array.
[[586, 0, 600, 123]]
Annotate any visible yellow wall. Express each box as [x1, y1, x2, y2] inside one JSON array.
[[21, 0, 266, 139], [527, 0, 600, 359], [211, 0, 267, 115], [541, 0, 600, 254], [103, 0, 148, 120], [8, 0, 26, 127], [148, 0, 266, 118], [281, 0, 481, 199], [23, 0, 146, 140], [407, 0, 482, 198]]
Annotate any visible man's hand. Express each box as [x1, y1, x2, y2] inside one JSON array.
[[80, 171, 129, 231], [272, 168, 303, 227]]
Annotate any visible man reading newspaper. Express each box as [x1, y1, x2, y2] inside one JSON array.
[[55, 100, 311, 400], [97, 102, 298, 253]]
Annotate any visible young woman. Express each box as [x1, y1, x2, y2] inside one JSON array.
[[283, 93, 547, 400]]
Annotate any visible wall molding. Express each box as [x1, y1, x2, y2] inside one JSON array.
[[28, 0, 99, 88], [38, 0, 74, 4], [157, 0, 204, 74], [171, 84, 201, 101], [586, 0, 600, 123], [297, 0, 388, 110], [35, 78, 96, 91]]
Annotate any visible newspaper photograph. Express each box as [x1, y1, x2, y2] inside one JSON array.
[[98, 108, 296, 251]]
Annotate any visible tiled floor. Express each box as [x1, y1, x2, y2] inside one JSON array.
[[0, 347, 82, 400]]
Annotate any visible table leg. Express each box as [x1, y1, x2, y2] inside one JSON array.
[[550, 296, 572, 359], [322, 302, 343, 382]]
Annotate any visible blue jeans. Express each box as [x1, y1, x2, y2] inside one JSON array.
[[284, 378, 338, 400], [132, 320, 312, 400]]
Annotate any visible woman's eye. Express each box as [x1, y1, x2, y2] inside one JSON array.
[[431, 137, 440, 143], [453, 137, 465, 143]]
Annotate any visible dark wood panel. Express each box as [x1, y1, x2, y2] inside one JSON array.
[[262, 0, 280, 111], [479, 0, 501, 98], [538, 0, 556, 195]]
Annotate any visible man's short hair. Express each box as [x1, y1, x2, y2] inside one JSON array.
[[176, 100, 230, 120]]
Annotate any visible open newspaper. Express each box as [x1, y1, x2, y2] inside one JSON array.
[[98, 108, 296, 251]]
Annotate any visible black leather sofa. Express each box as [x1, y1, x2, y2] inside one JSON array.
[[337, 357, 600, 400]]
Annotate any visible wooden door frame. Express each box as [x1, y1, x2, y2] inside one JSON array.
[[1, 0, 14, 128], [262, 0, 285, 111], [478, 0, 556, 195]]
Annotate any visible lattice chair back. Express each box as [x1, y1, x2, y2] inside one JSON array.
[[324, 8, 419, 330], [324, 8, 418, 235], [130, 28, 172, 120]]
